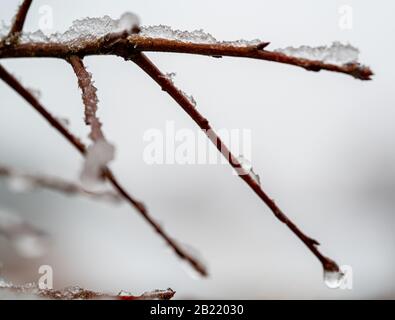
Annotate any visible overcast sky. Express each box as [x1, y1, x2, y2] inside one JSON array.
[[0, 0, 394, 299]]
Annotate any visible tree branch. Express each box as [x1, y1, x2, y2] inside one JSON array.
[[6, 0, 33, 43], [0, 63, 208, 277], [130, 53, 340, 272], [67, 55, 104, 142], [0, 9, 373, 282], [0, 34, 373, 80]]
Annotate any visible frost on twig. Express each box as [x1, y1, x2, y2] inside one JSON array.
[[234, 155, 261, 186], [0, 280, 176, 300], [0, 208, 48, 258], [1, 13, 139, 46], [131, 53, 341, 274], [80, 139, 115, 188], [0, 165, 121, 202], [4, 0, 32, 44], [0, 62, 208, 277], [1, 16, 260, 47], [275, 42, 359, 65], [67, 55, 116, 188]]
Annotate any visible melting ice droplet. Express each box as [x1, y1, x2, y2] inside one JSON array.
[[165, 72, 177, 82], [27, 87, 42, 100], [235, 155, 261, 185], [117, 12, 140, 32], [275, 42, 359, 65], [80, 139, 115, 189], [324, 269, 345, 289], [181, 91, 197, 107]]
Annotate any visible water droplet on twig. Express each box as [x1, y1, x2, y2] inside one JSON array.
[[324, 268, 344, 289]]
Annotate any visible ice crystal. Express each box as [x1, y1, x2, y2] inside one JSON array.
[[80, 139, 115, 189], [117, 12, 140, 32], [140, 24, 261, 47], [27, 87, 42, 100], [324, 269, 345, 289], [235, 155, 261, 185], [55, 116, 70, 127], [182, 91, 197, 107], [165, 72, 177, 82], [4, 13, 363, 62], [275, 42, 359, 65]]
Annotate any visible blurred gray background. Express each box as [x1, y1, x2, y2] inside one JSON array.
[[0, 0, 394, 299]]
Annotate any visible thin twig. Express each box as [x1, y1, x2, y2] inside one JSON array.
[[127, 37, 373, 80], [0, 63, 208, 276], [0, 281, 175, 300], [67, 55, 104, 142], [6, 0, 33, 43], [0, 5, 372, 280], [0, 164, 121, 202], [0, 35, 373, 80], [131, 53, 339, 272], [67, 55, 207, 275]]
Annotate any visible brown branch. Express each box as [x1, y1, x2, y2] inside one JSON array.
[[7, 0, 33, 42], [67, 55, 207, 276], [127, 37, 373, 80], [0, 63, 208, 277], [0, 11, 372, 283], [0, 35, 373, 80], [0, 164, 121, 202], [0, 282, 175, 300], [0, 64, 86, 153], [67, 55, 104, 142], [130, 53, 340, 272]]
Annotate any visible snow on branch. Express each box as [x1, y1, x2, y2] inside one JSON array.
[[0, 280, 175, 300], [5, 0, 32, 43], [0, 16, 372, 80], [67, 55, 115, 188], [0, 63, 208, 277], [0, 3, 372, 290], [131, 53, 340, 273]]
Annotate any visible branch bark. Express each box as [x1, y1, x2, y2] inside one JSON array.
[[6, 0, 33, 43], [0, 4, 372, 281], [130, 53, 340, 272], [0, 63, 208, 277], [0, 281, 175, 300], [0, 35, 373, 80]]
